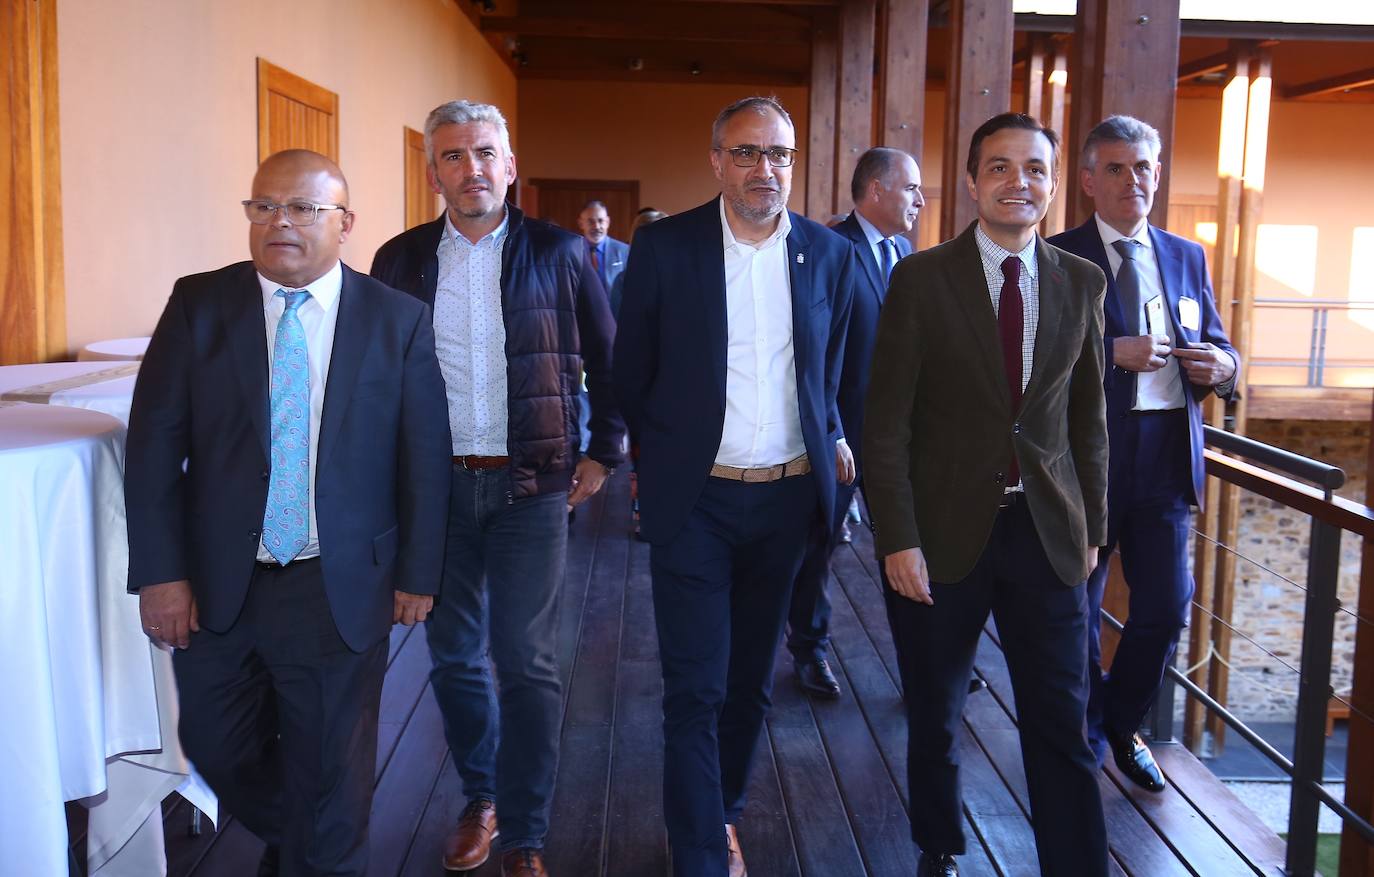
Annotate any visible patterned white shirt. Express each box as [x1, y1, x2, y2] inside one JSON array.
[[255, 260, 342, 562], [715, 198, 807, 467], [433, 210, 509, 456], [974, 223, 1039, 392]]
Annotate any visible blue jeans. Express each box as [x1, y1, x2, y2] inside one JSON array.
[[425, 465, 567, 851]]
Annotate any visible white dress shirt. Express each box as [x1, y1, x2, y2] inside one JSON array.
[[433, 210, 510, 455], [1093, 214, 1186, 410], [974, 224, 1039, 393], [255, 260, 343, 562], [715, 198, 807, 467]]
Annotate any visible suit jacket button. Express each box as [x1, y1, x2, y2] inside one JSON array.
[[249, 530, 259, 539], [1012, 422, 1022, 435], [260, 469, 270, 480], [994, 472, 1005, 483]]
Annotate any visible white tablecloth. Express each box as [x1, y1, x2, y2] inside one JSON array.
[[0, 402, 215, 876], [0, 362, 139, 425], [77, 337, 151, 362]]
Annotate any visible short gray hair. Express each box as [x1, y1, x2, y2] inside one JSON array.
[[1081, 115, 1161, 170], [424, 100, 513, 166], [711, 96, 794, 148], [851, 147, 914, 203]]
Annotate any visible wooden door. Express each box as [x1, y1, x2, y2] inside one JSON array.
[[526, 178, 638, 242], [257, 58, 338, 162], [404, 127, 438, 229]]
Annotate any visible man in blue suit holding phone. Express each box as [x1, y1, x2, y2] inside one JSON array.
[[614, 96, 854, 877], [1049, 115, 1239, 793]]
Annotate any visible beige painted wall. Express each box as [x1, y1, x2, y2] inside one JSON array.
[[516, 81, 810, 219], [57, 0, 515, 351]]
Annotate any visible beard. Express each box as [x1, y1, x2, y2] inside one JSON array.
[[727, 188, 785, 225]]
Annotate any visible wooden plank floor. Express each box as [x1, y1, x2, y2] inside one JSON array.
[[68, 471, 1288, 876]]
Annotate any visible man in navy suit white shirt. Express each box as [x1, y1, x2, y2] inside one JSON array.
[[614, 96, 854, 877], [578, 199, 630, 293], [788, 147, 921, 699], [1049, 115, 1238, 793]]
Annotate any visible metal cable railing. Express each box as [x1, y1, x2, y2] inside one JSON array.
[[1104, 424, 1374, 877]]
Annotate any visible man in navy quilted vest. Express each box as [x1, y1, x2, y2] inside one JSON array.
[[371, 100, 625, 877]]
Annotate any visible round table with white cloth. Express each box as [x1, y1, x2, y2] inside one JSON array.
[[78, 337, 151, 362], [0, 402, 215, 875], [0, 360, 140, 425]]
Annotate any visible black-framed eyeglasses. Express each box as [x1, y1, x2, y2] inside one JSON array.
[[714, 145, 799, 168], [241, 199, 349, 226]]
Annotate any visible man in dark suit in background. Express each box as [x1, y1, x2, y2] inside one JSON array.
[[614, 96, 854, 877], [126, 149, 452, 876], [371, 100, 624, 877], [864, 113, 1109, 877], [1049, 115, 1238, 792], [574, 199, 630, 456], [788, 146, 921, 699]]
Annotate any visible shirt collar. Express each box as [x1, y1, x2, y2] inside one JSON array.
[[719, 196, 792, 253], [586, 237, 605, 253], [257, 260, 343, 312], [1093, 213, 1152, 251], [442, 207, 509, 249], [852, 209, 888, 247], [974, 223, 1038, 280]]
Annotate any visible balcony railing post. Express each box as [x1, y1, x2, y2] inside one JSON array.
[[1307, 306, 1321, 386], [1285, 516, 1344, 877]]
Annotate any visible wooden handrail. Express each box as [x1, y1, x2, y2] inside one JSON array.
[[1204, 449, 1374, 538]]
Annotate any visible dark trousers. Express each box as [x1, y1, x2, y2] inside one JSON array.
[[884, 499, 1107, 876], [425, 465, 568, 850], [1087, 409, 1195, 756], [786, 479, 857, 662], [173, 559, 387, 877], [651, 473, 816, 877]]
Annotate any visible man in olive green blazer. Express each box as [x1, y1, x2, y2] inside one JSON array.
[[863, 113, 1109, 877]]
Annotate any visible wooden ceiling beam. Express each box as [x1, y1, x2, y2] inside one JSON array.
[[480, 15, 809, 44], [1286, 65, 1374, 99], [514, 67, 807, 86]]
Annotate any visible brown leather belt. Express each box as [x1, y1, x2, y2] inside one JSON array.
[[454, 455, 510, 470], [709, 454, 811, 483]]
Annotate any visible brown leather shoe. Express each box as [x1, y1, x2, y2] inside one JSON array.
[[501, 847, 549, 877], [442, 797, 499, 871], [725, 824, 747, 877]]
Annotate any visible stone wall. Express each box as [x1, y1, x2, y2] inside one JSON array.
[[1197, 419, 1368, 722]]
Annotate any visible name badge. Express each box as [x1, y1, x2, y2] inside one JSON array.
[[1178, 297, 1201, 331]]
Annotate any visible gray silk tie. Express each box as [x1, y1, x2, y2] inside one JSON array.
[[1112, 238, 1145, 334]]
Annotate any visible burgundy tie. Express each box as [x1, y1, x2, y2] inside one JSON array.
[[998, 255, 1023, 485]]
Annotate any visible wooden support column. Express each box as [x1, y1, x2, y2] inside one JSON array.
[[1208, 46, 1272, 751], [1042, 38, 1069, 236], [1343, 400, 1374, 875], [806, 10, 838, 221], [939, 0, 1013, 240], [1067, 0, 1181, 229], [1, 0, 66, 364], [1023, 34, 1047, 120], [879, 0, 928, 246], [1184, 44, 1252, 755], [836, 0, 877, 215]]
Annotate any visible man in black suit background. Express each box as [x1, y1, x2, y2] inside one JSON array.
[[614, 96, 854, 877], [788, 146, 921, 699], [126, 149, 452, 876]]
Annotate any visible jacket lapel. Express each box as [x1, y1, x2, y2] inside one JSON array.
[[1148, 225, 1188, 340], [414, 215, 446, 307], [947, 224, 1007, 398], [786, 214, 812, 396], [840, 214, 885, 307], [1024, 240, 1067, 405], [1073, 220, 1125, 335], [700, 199, 729, 411], [317, 265, 370, 474], [223, 265, 271, 458]]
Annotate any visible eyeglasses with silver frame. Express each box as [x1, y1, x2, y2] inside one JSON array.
[[714, 145, 799, 168], [241, 199, 349, 226]]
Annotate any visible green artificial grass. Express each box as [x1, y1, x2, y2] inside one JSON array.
[[1280, 833, 1341, 875]]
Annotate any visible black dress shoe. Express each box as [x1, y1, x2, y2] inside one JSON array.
[[257, 845, 281, 877], [918, 852, 958, 876], [1109, 732, 1165, 792], [795, 657, 842, 699]]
